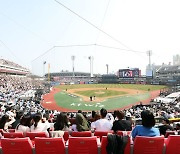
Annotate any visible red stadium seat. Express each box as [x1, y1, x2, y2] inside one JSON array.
[[3, 132, 24, 138], [71, 131, 92, 137], [35, 137, 65, 154], [1, 137, 33, 154], [68, 137, 98, 154], [26, 132, 48, 140], [133, 136, 164, 154], [101, 136, 131, 154], [8, 129, 16, 132], [94, 131, 113, 141], [69, 118, 76, 125], [165, 131, 175, 138], [165, 135, 180, 154], [0, 129, 5, 135], [117, 131, 132, 136], [50, 131, 69, 142], [63, 131, 69, 142]]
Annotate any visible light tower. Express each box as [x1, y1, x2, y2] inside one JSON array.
[[71, 56, 75, 77], [88, 56, 93, 77], [147, 50, 152, 69], [106, 64, 109, 74], [43, 61, 46, 77]]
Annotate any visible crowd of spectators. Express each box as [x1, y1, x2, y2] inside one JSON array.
[[0, 73, 180, 141], [0, 73, 46, 121], [0, 59, 27, 70]]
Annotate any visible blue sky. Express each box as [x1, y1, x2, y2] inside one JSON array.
[[0, 0, 180, 76]]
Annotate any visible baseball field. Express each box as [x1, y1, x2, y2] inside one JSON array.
[[42, 84, 167, 112]]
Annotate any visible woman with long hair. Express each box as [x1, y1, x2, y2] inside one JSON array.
[[15, 114, 32, 133], [0, 115, 10, 131], [54, 113, 70, 131], [30, 112, 49, 136]]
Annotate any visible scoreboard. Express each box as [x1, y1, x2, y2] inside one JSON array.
[[118, 68, 141, 78]]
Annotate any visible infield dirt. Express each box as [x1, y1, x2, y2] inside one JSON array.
[[67, 88, 145, 102]]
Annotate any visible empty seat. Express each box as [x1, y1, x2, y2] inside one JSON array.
[[1, 137, 33, 154], [133, 136, 164, 154], [71, 131, 92, 137], [94, 131, 113, 141], [165, 135, 180, 154], [26, 132, 48, 140], [35, 137, 65, 154], [3, 132, 24, 138], [101, 136, 131, 154], [68, 137, 98, 154]]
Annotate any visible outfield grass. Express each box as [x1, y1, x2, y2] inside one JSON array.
[[57, 84, 166, 91]]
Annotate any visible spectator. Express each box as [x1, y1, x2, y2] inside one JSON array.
[[30, 113, 49, 136], [176, 123, 180, 131], [112, 110, 132, 132], [42, 113, 51, 131], [71, 113, 90, 132], [106, 113, 114, 125], [15, 114, 31, 133], [158, 118, 174, 136], [54, 113, 70, 131], [131, 110, 160, 139], [0, 115, 10, 131], [94, 108, 112, 131], [12, 110, 24, 129], [91, 112, 100, 131]]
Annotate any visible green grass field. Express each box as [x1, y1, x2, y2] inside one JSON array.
[[57, 84, 166, 91], [54, 84, 166, 111], [75, 89, 127, 97]]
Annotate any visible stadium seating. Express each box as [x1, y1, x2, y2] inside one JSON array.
[[165, 135, 180, 154], [133, 136, 164, 154], [71, 131, 92, 137], [117, 131, 132, 136], [165, 131, 175, 138], [50, 130, 65, 137], [35, 137, 65, 154], [101, 136, 131, 154], [68, 137, 98, 154], [63, 131, 69, 142], [3, 132, 24, 138], [26, 132, 48, 140], [8, 129, 15, 132], [1, 137, 33, 154], [0, 129, 4, 135], [94, 131, 113, 141], [50, 131, 69, 142]]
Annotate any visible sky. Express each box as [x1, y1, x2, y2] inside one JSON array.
[[0, 0, 180, 76]]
